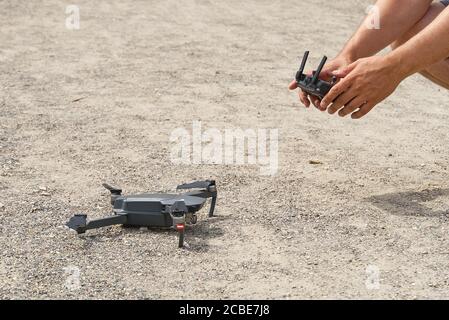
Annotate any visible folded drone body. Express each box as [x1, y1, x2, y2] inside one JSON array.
[[66, 180, 217, 247]]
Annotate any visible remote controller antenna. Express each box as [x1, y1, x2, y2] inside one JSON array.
[[298, 51, 309, 77], [311, 56, 327, 84]]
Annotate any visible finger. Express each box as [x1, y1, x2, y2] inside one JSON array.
[[297, 91, 304, 105], [327, 89, 357, 115], [351, 102, 375, 119], [298, 91, 305, 105], [311, 96, 321, 109], [306, 69, 330, 81], [338, 97, 367, 117], [289, 80, 298, 90], [319, 67, 335, 81], [299, 90, 311, 108], [320, 79, 352, 109], [332, 61, 358, 78]]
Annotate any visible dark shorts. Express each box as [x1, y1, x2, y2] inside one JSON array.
[[442, 0, 449, 6]]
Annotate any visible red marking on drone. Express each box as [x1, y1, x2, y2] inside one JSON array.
[[176, 224, 185, 231]]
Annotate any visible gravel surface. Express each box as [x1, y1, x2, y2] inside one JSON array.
[[1, 0, 449, 299]]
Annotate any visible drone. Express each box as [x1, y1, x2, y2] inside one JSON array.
[[295, 51, 336, 100], [66, 180, 217, 248]]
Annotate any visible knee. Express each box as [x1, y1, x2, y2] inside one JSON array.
[[391, 2, 443, 50], [390, 22, 418, 50], [390, 18, 421, 50]]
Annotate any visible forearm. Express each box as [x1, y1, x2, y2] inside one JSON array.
[[339, 0, 434, 62], [388, 6, 449, 77]]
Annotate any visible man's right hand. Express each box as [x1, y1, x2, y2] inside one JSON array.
[[289, 55, 352, 110]]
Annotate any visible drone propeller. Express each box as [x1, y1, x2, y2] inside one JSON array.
[[177, 180, 217, 217], [176, 180, 215, 191], [102, 183, 123, 205], [102, 183, 122, 195]]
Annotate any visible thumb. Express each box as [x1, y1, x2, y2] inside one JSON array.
[[317, 67, 334, 81], [288, 80, 298, 90], [332, 62, 357, 78]]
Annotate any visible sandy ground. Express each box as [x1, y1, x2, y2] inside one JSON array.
[[1, 0, 449, 299]]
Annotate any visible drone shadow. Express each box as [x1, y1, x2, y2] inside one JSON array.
[[182, 215, 230, 252], [366, 188, 449, 218]]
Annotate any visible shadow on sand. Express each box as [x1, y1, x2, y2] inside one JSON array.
[[366, 188, 449, 218]]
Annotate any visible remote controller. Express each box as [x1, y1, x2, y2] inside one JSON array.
[[295, 51, 336, 100]]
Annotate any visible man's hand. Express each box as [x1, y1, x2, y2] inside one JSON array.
[[320, 56, 404, 119], [289, 55, 352, 110]]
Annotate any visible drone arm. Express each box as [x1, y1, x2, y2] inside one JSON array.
[[85, 214, 128, 231], [67, 214, 128, 234]]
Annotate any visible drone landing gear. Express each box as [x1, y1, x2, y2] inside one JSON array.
[[208, 195, 217, 217], [169, 200, 189, 248], [176, 223, 185, 248]]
